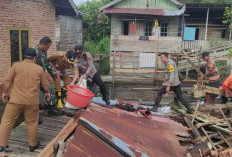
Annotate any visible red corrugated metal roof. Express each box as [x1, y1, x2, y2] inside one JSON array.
[[103, 8, 165, 16], [64, 103, 188, 157]]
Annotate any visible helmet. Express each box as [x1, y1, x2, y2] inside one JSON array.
[[66, 50, 77, 64], [74, 45, 83, 52]]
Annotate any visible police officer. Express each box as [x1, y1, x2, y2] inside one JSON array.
[[151, 52, 192, 114], [71, 45, 110, 105], [0, 48, 50, 152], [48, 50, 77, 108], [35, 36, 63, 115]]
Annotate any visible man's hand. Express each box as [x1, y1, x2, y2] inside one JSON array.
[[69, 82, 75, 86], [2, 93, 9, 102], [166, 86, 170, 93], [199, 75, 204, 81], [82, 74, 87, 79], [45, 92, 51, 100]]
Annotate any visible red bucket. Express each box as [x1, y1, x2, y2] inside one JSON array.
[[67, 85, 94, 108]]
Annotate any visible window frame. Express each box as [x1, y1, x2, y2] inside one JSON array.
[[160, 22, 168, 36], [144, 21, 153, 36], [8, 28, 30, 65]]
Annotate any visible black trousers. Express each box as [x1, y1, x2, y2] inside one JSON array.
[[154, 85, 190, 109], [222, 96, 229, 104], [92, 72, 108, 101]]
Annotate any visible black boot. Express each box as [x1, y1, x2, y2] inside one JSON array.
[[47, 105, 64, 116], [61, 88, 68, 104], [38, 116, 43, 124], [186, 107, 193, 114], [105, 99, 110, 105], [0, 146, 4, 152], [29, 141, 40, 152], [150, 105, 158, 112]]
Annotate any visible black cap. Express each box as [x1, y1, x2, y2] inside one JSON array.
[[74, 45, 83, 51], [202, 51, 209, 59], [23, 48, 36, 57], [66, 50, 76, 64]]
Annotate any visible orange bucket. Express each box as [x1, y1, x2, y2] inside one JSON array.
[[67, 85, 94, 108]]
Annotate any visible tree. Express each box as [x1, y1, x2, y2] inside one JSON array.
[[78, 0, 111, 42], [223, 5, 232, 41], [223, 5, 232, 27]]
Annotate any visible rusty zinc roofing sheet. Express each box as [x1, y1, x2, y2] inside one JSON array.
[[64, 103, 188, 157]]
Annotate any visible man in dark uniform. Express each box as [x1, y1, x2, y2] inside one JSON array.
[[48, 50, 77, 108], [71, 45, 110, 105], [151, 52, 192, 114], [34, 36, 63, 115], [0, 48, 50, 152]]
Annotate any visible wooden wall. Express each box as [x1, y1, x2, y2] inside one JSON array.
[[114, 0, 179, 10], [111, 15, 180, 37]]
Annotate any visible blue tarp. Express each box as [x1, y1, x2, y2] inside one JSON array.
[[91, 97, 117, 106], [183, 27, 196, 41]]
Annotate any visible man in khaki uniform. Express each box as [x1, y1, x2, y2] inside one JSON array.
[[0, 48, 50, 152], [48, 50, 77, 108]]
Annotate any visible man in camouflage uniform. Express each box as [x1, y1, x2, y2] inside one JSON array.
[[34, 36, 63, 116]]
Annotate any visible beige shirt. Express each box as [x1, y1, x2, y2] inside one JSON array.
[[163, 59, 181, 86], [5, 59, 49, 105], [48, 51, 76, 72]]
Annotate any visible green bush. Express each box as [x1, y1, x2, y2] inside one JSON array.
[[84, 37, 110, 75]]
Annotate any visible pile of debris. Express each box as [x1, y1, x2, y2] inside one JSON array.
[[172, 102, 232, 157]]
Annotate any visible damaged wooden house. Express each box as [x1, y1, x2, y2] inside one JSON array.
[[0, 0, 83, 96], [100, 0, 232, 83]]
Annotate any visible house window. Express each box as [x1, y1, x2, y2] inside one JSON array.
[[160, 22, 168, 36], [145, 22, 153, 36], [9, 29, 30, 64], [123, 21, 129, 35]]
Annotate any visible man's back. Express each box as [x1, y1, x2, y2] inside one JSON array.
[[5, 59, 49, 106]]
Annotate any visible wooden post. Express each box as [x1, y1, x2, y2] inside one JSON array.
[[204, 8, 209, 41], [186, 62, 189, 79], [197, 46, 202, 80], [112, 50, 116, 85], [132, 51, 135, 81], [230, 56, 232, 75], [155, 35, 160, 81]]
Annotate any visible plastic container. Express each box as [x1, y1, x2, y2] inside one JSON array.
[[67, 85, 94, 108]]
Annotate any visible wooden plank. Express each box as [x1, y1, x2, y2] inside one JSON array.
[[38, 117, 78, 157], [192, 100, 200, 123], [184, 116, 201, 137], [9, 134, 51, 145], [217, 131, 231, 147], [201, 127, 217, 150], [115, 68, 165, 73], [217, 105, 232, 129]]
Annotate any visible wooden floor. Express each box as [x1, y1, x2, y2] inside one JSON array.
[[4, 115, 71, 157]]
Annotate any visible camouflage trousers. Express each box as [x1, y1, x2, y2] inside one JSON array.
[[41, 82, 56, 106]]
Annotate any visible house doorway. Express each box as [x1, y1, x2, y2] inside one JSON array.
[[123, 21, 129, 35]]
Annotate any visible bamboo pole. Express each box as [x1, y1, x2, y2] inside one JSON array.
[[205, 8, 209, 41]]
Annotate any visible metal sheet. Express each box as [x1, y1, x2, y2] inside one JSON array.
[[103, 8, 165, 16], [65, 103, 188, 157], [64, 125, 121, 157]]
